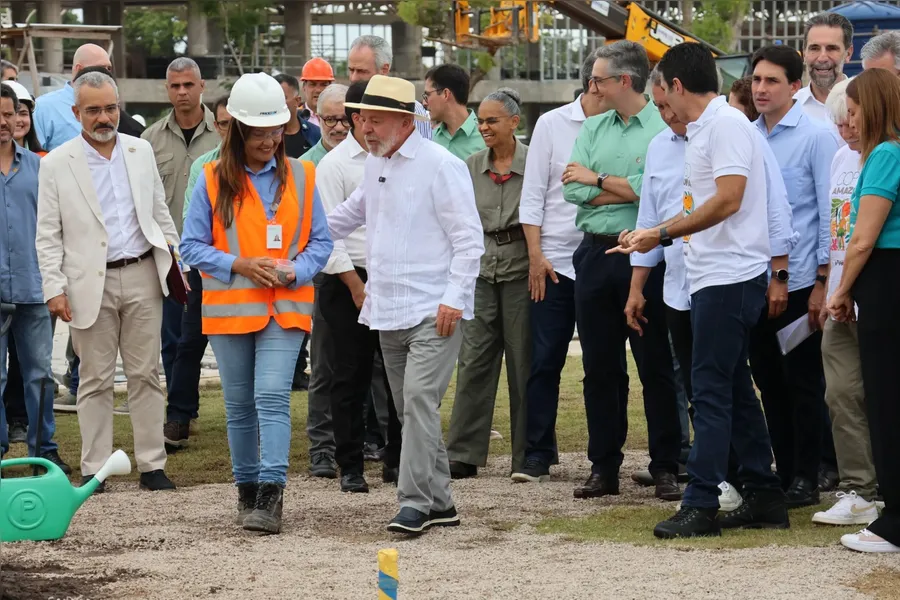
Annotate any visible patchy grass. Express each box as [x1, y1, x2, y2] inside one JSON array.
[[7, 354, 649, 486], [535, 504, 862, 550], [850, 566, 900, 600]]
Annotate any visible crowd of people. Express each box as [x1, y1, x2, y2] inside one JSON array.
[[0, 17, 897, 550]]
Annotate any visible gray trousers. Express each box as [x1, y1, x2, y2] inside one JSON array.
[[380, 317, 461, 514], [306, 280, 334, 459], [447, 277, 530, 473]]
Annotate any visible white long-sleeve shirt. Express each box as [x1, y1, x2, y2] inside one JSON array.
[[518, 96, 587, 281], [327, 130, 484, 331], [318, 134, 368, 273]]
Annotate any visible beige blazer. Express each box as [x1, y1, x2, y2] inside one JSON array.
[[36, 133, 180, 330]]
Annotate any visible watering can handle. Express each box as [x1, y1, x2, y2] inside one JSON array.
[[0, 457, 61, 475]]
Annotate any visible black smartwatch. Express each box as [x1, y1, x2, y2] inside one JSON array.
[[773, 269, 790, 283], [815, 273, 828, 285], [659, 227, 673, 247], [597, 172, 609, 189]]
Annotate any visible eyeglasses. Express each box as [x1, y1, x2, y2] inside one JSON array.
[[83, 104, 120, 117], [588, 75, 620, 88], [321, 116, 351, 128], [422, 88, 445, 102], [249, 127, 284, 140]]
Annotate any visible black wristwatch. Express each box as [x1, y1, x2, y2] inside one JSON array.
[[815, 273, 828, 285], [659, 227, 673, 247], [773, 269, 790, 283], [597, 172, 609, 189]]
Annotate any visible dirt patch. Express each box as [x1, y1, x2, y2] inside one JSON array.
[[850, 566, 900, 600], [0, 560, 138, 600]]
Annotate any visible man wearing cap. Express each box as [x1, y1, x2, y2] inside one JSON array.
[[328, 75, 483, 534], [300, 58, 335, 128]]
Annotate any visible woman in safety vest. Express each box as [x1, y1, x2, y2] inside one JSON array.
[[180, 72, 333, 534]]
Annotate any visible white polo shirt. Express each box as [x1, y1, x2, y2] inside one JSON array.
[[683, 96, 770, 294]]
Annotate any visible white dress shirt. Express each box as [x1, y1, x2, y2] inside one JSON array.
[[794, 84, 842, 143], [82, 135, 151, 261], [518, 95, 587, 281], [318, 134, 368, 273], [327, 130, 484, 331]]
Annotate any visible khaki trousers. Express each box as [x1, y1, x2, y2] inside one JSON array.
[[821, 318, 877, 498], [70, 257, 167, 476]]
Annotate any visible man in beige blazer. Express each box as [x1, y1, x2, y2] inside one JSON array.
[[36, 71, 180, 492]]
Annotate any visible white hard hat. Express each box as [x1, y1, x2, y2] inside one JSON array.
[[226, 72, 291, 128], [2, 80, 32, 105], [132, 114, 146, 127]]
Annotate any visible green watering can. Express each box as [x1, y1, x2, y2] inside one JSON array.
[[0, 449, 132, 542]]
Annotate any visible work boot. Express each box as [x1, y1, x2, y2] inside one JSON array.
[[235, 482, 259, 525], [309, 452, 337, 478], [654, 506, 721, 539], [243, 482, 284, 534], [654, 472, 682, 501], [719, 490, 790, 530], [41, 450, 72, 475], [163, 421, 190, 453]]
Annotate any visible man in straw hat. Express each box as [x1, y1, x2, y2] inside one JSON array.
[[328, 75, 484, 534]]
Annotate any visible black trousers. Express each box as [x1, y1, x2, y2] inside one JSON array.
[[318, 269, 401, 474], [666, 307, 693, 403], [855, 249, 900, 545], [573, 236, 680, 477], [749, 285, 825, 488]]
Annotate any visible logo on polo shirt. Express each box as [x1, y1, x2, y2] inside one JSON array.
[[683, 191, 694, 243]]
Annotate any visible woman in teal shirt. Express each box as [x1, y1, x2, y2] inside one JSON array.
[[828, 68, 900, 554]]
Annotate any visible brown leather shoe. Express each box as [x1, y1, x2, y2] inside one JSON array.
[[654, 472, 682, 501], [574, 473, 619, 499]]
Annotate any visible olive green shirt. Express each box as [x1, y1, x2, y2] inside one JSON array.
[[434, 110, 486, 161], [562, 99, 666, 235], [300, 139, 328, 165], [466, 140, 529, 283], [141, 105, 220, 234]]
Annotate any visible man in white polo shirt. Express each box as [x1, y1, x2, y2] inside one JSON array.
[[613, 43, 787, 539], [793, 12, 854, 124]]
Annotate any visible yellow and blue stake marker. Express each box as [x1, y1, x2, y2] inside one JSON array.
[[378, 548, 399, 599]]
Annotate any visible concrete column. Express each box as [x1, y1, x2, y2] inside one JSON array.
[[391, 21, 422, 79], [207, 17, 225, 77], [40, 0, 64, 73], [283, 0, 311, 73], [187, 1, 210, 56], [108, 1, 126, 78]]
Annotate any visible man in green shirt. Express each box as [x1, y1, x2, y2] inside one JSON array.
[[561, 41, 682, 502], [300, 84, 349, 166], [425, 64, 485, 160]]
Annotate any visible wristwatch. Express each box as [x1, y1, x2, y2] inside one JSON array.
[[659, 227, 673, 247], [815, 273, 828, 285], [773, 269, 790, 283], [597, 172, 609, 189]]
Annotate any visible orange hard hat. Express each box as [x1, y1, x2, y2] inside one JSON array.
[[301, 57, 335, 82]]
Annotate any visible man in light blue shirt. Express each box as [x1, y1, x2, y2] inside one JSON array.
[[0, 84, 70, 471], [749, 45, 839, 508]]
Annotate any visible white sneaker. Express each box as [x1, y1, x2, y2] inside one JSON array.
[[841, 529, 900, 553], [718, 482, 743, 512], [812, 491, 878, 526]]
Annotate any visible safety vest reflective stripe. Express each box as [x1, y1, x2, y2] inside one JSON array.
[[202, 299, 316, 318]]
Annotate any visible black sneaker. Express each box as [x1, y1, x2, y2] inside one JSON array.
[[449, 461, 477, 479], [387, 506, 430, 534], [236, 482, 259, 525], [653, 506, 721, 539], [139, 469, 176, 491], [163, 421, 190, 453], [427, 505, 460, 528], [382, 464, 399, 485], [243, 482, 284, 534], [341, 472, 370, 493], [41, 449, 72, 475], [719, 490, 790, 530], [80, 474, 105, 494], [511, 457, 550, 483], [8, 422, 26, 444], [785, 477, 819, 508], [309, 452, 337, 478]]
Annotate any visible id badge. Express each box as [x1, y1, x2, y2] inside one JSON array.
[[266, 224, 283, 249]]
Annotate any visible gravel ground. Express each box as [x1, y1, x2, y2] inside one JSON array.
[[1, 451, 893, 600]]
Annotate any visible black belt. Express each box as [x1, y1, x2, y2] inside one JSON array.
[[106, 248, 153, 270], [486, 225, 525, 246], [584, 232, 621, 246]]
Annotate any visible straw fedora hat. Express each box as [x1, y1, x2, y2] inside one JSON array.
[[344, 74, 429, 121]]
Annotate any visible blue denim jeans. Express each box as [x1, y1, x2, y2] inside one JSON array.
[[161, 295, 184, 386], [209, 319, 304, 485], [0, 303, 57, 455], [682, 273, 781, 508]]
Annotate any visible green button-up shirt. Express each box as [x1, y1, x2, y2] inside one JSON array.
[[563, 99, 666, 235], [300, 139, 329, 165], [466, 140, 529, 283], [184, 145, 221, 221], [434, 110, 486, 161]]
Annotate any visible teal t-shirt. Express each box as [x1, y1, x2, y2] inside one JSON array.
[[851, 141, 900, 248]]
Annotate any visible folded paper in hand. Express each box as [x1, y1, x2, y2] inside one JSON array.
[[776, 315, 813, 355]]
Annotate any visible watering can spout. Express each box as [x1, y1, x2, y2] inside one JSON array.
[[76, 449, 132, 503]]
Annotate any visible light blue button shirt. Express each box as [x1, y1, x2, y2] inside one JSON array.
[[755, 101, 838, 291], [0, 145, 43, 303], [632, 127, 797, 309], [180, 157, 333, 286], [33, 83, 81, 151]]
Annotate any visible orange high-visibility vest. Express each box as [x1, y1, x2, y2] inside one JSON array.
[[201, 158, 316, 335]]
